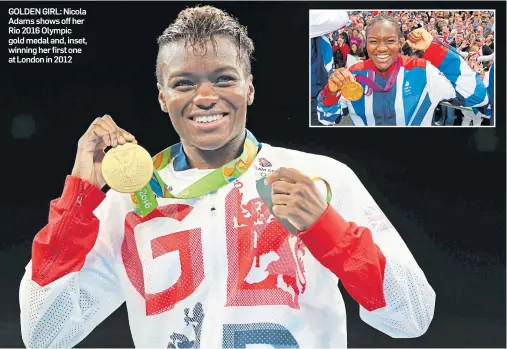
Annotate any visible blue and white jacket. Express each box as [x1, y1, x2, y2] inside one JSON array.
[[471, 62, 494, 125], [318, 40, 489, 126]]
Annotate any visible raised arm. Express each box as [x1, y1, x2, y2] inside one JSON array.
[[299, 164, 435, 337]]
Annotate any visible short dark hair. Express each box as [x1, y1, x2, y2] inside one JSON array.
[[155, 5, 254, 84], [365, 15, 401, 40]]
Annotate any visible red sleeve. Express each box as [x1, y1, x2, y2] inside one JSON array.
[[319, 84, 342, 107], [298, 204, 387, 311], [422, 40, 448, 68], [332, 44, 339, 53], [32, 176, 106, 287], [340, 44, 350, 58]]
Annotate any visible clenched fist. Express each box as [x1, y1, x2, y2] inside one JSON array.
[[265, 168, 328, 232], [328, 67, 355, 93], [71, 114, 137, 189], [406, 28, 434, 51]]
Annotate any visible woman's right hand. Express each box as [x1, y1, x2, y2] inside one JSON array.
[[328, 67, 355, 93], [71, 114, 137, 189]]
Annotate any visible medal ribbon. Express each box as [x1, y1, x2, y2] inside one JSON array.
[[311, 177, 332, 203], [131, 130, 333, 219], [354, 57, 401, 96], [131, 130, 260, 217]]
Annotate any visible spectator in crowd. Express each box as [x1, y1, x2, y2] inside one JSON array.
[[349, 29, 363, 48], [448, 16, 455, 29], [478, 37, 494, 60], [476, 24, 484, 37], [399, 35, 414, 56], [407, 19, 415, 31], [450, 32, 465, 48], [332, 33, 350, 68], [356, 22, 366, 42], [344, 27, 353, 42], [487, 16, 495, 34], [472, 12, 481, 28], [485, 33, 494, 50], [439, 25, 453, 44], [350, 43, 365, 60], [469, 33, 477, 48], [429, 17, 436, 29], [466, 23, 475, 38], [401, 23, 410, 36], [450, 21, 465, 37]]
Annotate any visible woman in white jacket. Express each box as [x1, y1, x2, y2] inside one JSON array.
[[20, 5, 435, 348]]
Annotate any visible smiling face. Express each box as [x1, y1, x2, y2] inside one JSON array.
[[157, 36, 254, 151], [366, 20, 400, 72], [456, 32, 464, 44]]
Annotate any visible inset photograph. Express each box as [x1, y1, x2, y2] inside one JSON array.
[[310, 10, 495, 127]]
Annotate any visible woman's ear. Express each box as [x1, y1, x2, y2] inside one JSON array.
[[247, 75, 255, 106], [157, 83, 168, 113]]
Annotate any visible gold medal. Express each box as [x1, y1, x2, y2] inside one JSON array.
[[101, 143, 153, 193], [340, 81, 364, 101]]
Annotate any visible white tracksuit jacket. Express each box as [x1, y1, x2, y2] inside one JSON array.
[[20, 143, 435, 348]]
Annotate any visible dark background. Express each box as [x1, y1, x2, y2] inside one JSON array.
[[0, 1, 505, 347]]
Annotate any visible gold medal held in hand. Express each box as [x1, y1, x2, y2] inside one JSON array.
[[329, 80, 339, 93], [340, 81, 363, 101], [101, 143, 154, 193]]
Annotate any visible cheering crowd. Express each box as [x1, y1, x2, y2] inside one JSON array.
[[320, 10, 495, 126]]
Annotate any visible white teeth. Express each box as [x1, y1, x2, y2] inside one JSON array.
[[193, 114, 224, 123]]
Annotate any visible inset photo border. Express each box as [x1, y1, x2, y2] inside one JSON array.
[[309, 10, 495, 127]]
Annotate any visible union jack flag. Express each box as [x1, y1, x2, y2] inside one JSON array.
[[258, 158, 272, 168], [364, 206, 394, 233]]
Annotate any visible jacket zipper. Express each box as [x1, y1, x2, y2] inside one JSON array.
[[207, 190, 221, 346], [38, 180, 86, 285]]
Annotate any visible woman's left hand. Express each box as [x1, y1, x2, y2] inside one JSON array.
[[265, 168, 328, 232], [407, 28, 434, 51]]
